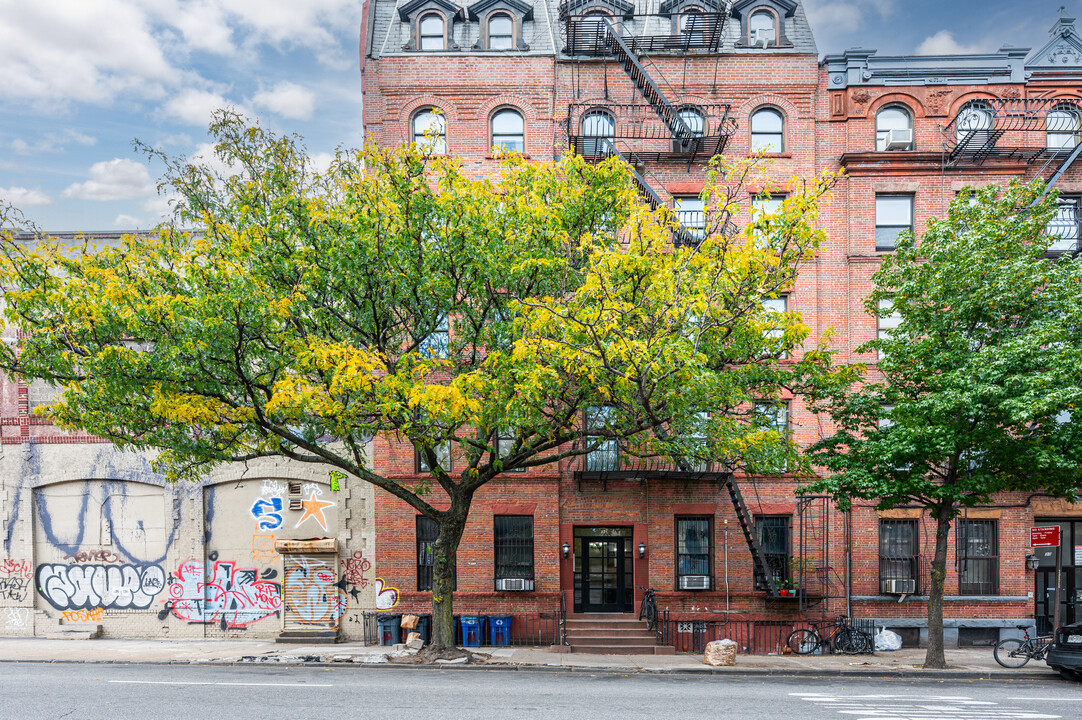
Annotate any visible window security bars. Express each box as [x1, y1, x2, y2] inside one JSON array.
[[676, 517, 711, 582], [958, 519, 998, 595], [879, 519, 921, 594], [494, 516, 534, 582], [756, 516, 791, 586]]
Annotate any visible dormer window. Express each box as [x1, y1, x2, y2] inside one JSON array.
[[749, 10, 776, 46], [419, 13, 446, 50], [488, 13, 514, 49]]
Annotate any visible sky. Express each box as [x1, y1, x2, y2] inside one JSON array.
[[0, 0, 1078, 231]]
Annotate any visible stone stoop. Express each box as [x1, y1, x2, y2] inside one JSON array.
[[276, 629, 339, 644], [563, 614, 675, 655], [42, 616, 103, 640]]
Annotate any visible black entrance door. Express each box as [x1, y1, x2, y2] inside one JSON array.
[[574, 528, 634, 613], [1034, 519, 1082, 634]]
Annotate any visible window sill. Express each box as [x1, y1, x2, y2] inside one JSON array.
[[485, 154, 532, 160], [748, 153, 792, 159]]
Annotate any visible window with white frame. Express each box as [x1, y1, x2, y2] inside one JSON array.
[[876, 105, 914, 151], [584, 405, 618, 471], [876, 297, 901, 360], [1047, 196, 1080, 254], [1047, 104, 1080, 150], [495, 429, 525, 471], [875, 194, 913, 251], [418, 314, 449, 357], [419, 13, 446, 50], [750, 107, 784, 153], [748, 9, 776, 46], [488, 13, 514, 49], [580, 108, 615, 156], [955, 100, 993, 147], [674, 196, 706, 238], [491, 108, 525, 152], [413, 108, 447, 154], [761, 295, 787, 357]]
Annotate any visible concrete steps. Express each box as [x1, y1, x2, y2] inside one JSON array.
[[276, 629, 338, 644], [44, 620, 103, 640], [564, 615, 673, 655]]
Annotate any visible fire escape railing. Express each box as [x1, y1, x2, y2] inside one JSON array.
[[944, 97, 1082, 166], [562, 12, 728, 55], [568, 102, 736, 165]]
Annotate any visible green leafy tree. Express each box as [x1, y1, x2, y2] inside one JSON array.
[[805, 180, 1082, 669], [0, 114, 846, 653]]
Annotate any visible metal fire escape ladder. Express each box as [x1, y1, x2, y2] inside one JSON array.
[[597, 18, 696, 149], [723, 475, 780, 597]]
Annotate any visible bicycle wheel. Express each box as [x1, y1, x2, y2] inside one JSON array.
[[833, 626, 859, 654], [787, 628, 820, 655], [640, 598, 657, 630], [993, 638, 1031, 668]]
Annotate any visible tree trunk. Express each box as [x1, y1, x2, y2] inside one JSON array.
[[923, 503, 953, 669], [429, 496, 470, 651]]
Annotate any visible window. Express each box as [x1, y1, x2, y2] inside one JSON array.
[[1047, 196, 1080, 254], [955, 100, 993, 147], [416, 442, 452, 473], [494, 516, 534, 583], [674, 196, 705, 239], [417, 516, 435, 590], [580, 109, 615, 156], [876, 106, 914, 151], [673, 105, 705, 153], [879, 519, 920, 594], [958, 519, 998, 595], [753, 401, 789, 472], [1047, 104, 1080, 150], [413, 108, 447, 154], [751, 194, 783, 215], [756, 516, 790, 585], [584, 405, 618, 471], [418, 314, 449, 357], [487, 13, 514, 49], [750, 107, 784, 153], [676, 517, 712, 587], [419, 13, 446, 50], [491, 108, 525, 153], [875, 194, 913, 251], [761, 295, 787, 357], [495, 429, 525, 471], [748, 9, 776, 46], [680, 8, 705, 44], [876, 298, 901, 360]]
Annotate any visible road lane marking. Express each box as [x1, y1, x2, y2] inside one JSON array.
[[109, 681, 333, 687], [790, 692, 1061, 720]]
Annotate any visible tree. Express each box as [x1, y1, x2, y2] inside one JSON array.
[[0, 113, 845, 653], [805, 180, 1082, 669]]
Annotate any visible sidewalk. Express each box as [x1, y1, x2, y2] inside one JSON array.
[[0, 636, 1059, 678]]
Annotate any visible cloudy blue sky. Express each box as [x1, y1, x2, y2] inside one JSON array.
[[0, 0, 1077, 230]]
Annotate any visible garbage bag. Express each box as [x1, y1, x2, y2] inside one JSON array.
[[704, 639, 738, 666], [875, 627, 902, 651]]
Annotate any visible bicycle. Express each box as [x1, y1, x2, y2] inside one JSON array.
[[637, 586, 658, 631], [993, 625, 1052, 668], [786, 615, 873, 655]]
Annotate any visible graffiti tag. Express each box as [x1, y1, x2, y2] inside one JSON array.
[[329, 471, 345, 492], [3, 608, 30, 629], [36, 563, 166, 611], [63, 549, 122, 564], [250, 497, 284, 531], [374, 578, 400, 611], [0, 576, 29, 602], [283, 556, 348, 625], [168, 559, 281, 629], [251, 534, 278, 563], [62, 608, 103, 623], [260, 479, 284, 496], [342, 551, 371, 590], [0, 558, 32, 579]]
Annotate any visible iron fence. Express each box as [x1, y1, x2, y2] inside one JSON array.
[[655, 612, 876, 655]]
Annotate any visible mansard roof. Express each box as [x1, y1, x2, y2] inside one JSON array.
[[467, 0, 534, 21], [729, 0, 797, 19], [823, 46, 1029, 88], [398, 0, 466, 21]]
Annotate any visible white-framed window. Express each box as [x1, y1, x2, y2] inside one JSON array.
[[674, 195, 706, 239], [876, 297, 901, 360], [1047, 103, 1080, 150], [750, 107, 785, 153], [584, 405, 618, 471], [495, 429, 525, 471], [488, 13, 514, 50], [875, 194, 913, 251], [491, 108, 525, 153], [674, 105, 706, 153], [1046, 196, 1080, 254], [418, 13, 446, 51], [761, 295, 788, 358], [955, 100, 994, 146], [876, 105, 914, 151], [413, 108, 447, 154], [748, 9, 776, 46], [418, 314, 449, 357], [580, 108, 615, 156]]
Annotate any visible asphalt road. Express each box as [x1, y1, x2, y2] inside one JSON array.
[[1, 663, 1080, 720]]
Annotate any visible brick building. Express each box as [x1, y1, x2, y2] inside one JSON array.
[[362, 0, 1082, 650]]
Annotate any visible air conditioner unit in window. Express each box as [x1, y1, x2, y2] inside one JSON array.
[[495, 578, 534, 592], [885, 129, 914, 151], [679, 575, 711, 590], [883, 579, 916, 594]]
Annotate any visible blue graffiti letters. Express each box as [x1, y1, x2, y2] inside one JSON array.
[[250, 497, 284, 530]]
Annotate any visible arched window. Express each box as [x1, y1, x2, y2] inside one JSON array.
[[491, 108, 525, 152], [580, 109, 615, 156], [750, 107, 785, 153], [674, 105, 705, 153], [488, 13, 514, 50], [680, 8, 704, 43], [955, 100, 993, 147], [413, 108, 447, 154], [749, 9, 776, 46], [1047, 103, 1080, 150], [876, 105, 914, 151], [419, 13, 446, 51]]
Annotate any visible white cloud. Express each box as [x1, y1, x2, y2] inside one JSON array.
[[216, 0, 361, 68], [804, 0, 895, 34], [189, 141, 242, 177], [252, 82, 316, 120], [62, 158, 155, 201], [0, 186, 52, 207], [113, 213, 142, 228], [162, 88, 245, 127], [0, 0, 178, 106], [915, 30, 990, 56], [12, 130, 97, 155], [165, 0, 236, 56], [309, 152, 335, 175], [142, 194, 178, 222]]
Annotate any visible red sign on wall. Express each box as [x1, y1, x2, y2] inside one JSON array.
[[1031, 526, 1061, 548]]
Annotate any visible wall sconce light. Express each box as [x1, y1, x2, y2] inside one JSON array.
[[1026, 554, 1040, 571], [638, 542, 647, 559], [562, 542, 570, 559]]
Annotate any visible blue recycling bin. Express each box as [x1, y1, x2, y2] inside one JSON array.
[[412, 614, 430, 644], [488, 615, 512, 646], [460, 615, 484, 647], [377, 614, 402, 646]]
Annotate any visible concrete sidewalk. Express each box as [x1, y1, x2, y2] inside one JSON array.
[[0, 636, 1060, 678]]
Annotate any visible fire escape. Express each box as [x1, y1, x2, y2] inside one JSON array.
[[561, 6, 736, 241]]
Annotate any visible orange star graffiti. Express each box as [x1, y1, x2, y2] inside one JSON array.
[[295, 491, 334, 531]]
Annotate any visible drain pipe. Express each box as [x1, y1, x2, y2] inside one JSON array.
[[724, 519, 730, 613]]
